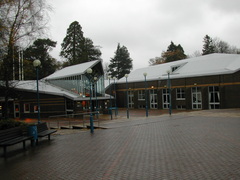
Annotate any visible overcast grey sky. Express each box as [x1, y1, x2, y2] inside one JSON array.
[[49, 0, 240, 70]]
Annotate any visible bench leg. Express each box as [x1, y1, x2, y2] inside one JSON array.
[[48, 134, 51, 140]]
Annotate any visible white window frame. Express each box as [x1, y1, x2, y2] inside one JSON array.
[[209, 86, 220, 109], [150, 89, 158, 109], [128, 91, 134, 108], [162, 89, 169, 109], [24, 103, 30, 113], [34, 105, 39, 113], [192, 87, 202, 109], [138, 90, 145, 100], [176, 88, 185, 100]]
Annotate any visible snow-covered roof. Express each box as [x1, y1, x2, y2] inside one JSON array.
[[13, 80, 111, 100], [44, 60, 100, 80], [14, 80, 79, 99], [117, 53, 240, 83]]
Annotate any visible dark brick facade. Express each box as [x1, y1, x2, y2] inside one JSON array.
[[108, 71, 240, 110]]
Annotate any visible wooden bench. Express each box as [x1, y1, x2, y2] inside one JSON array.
[[0, 126, 33, 157], [36, 122, 57, 144]]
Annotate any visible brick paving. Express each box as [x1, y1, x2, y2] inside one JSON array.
[[0, 109, 240, 179]]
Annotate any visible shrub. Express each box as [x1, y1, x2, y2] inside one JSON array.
[[0, 119, 28, 130]]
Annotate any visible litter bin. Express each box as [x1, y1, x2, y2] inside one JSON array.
[[28, 124, 38, 143]]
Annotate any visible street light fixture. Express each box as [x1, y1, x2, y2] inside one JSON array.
[[143, 72, 148, 117], [33, 59, 41, 124], [166, 70, 172, 115], [125, 74, 129, 119], [87, 68, 94, 133]]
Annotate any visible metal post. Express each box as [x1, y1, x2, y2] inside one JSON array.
[[143, 73, 148, 117], [36, 67, 40, 123], [33, 60, 41, 124], [87, 68, 94, 133], [89, 82, 94, 133], [108, 76, 113, 120], [113, 77, 117, 116], [167, 71, 172, 115], [125, 74, 129, 119], [94, 77, 98, 119]]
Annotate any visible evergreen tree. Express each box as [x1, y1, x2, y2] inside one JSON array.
[[83, 38, 102, 61], [24, 38, 59, 79], [108, 43, 133, 79], [60, 21, 101, 67], [202, 35, 215, 55], [162, 41, 187, 63]]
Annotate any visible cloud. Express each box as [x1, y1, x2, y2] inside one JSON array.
[[49, 0, 240, 70]]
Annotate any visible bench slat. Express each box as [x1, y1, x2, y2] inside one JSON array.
[[0, 136, 32, 146], [38, 130, 57, 137], [36, 122, 57, 143], [0, 126, 33, 156]]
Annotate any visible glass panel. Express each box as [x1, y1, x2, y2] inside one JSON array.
[[214, 93, 219, 102], [24, 104, 30, 113], [208, 86, 220, 109]]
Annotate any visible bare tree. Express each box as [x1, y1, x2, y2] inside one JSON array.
[[0, 0, 51, 118], [148, 56, 165, 66], [212, 37, 240, 54], [103, 62, 109, 79], [189, 51, 202, 58]]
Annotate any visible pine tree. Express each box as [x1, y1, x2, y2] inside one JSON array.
[[108, 43, 133, 79], [162, 41, 187, 63], [202, 35, 215, 55], [83, 38, 102, 61], [60, 21, 101, 66], [24, 38, 58, 79]]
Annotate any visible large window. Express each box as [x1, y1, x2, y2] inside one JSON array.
[[150, 89, 157, 109], [34, 105, 39, 113], [24, 103, 30, 113], [209, 86, 220, 109], [128, 91, 134, 108], [192, 87, 202, 109], [162, 89, 170, 109], [138, 90, 145, 100], [176, 88, 185, 100]]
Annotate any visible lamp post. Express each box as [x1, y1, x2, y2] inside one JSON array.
[[33, 59, 41, 124], [87, 68, 94, 133], [94, 77, 98, 119], [143, 72, 148, 117], [113, 77, 117, 116], [125, 74, 129, 119], [167, 70, 172, 115], [108, 76, 113, 120]]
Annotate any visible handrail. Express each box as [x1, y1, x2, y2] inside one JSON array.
[[48, 111, 99, 118]]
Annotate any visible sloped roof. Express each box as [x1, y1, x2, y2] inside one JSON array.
[[117, 53, 240, 83], [13, 80, 111, 100], [14, 80, 79, 99], [44, 60, 100, 80]]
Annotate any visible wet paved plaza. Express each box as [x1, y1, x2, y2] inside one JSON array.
[[0, 109, 240, 179]]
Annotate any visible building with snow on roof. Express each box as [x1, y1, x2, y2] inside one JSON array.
[[106, 53, 240, 111], [0, 60, 112, 119]]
